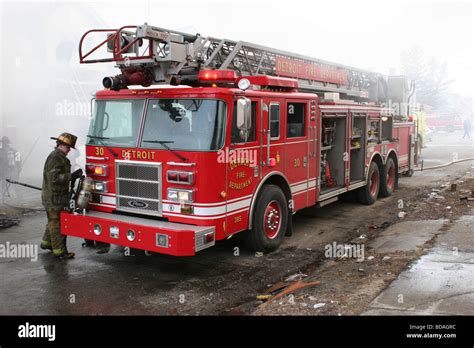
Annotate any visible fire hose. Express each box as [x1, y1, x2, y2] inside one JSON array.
[[415, 158, 474, 172], [4, 176, 93, 212]]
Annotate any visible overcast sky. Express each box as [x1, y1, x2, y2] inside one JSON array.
[[89, 0, 473, 98], [0, 0, 472, 97]]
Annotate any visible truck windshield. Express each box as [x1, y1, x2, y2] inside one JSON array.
[[87, 99, 145, 147], [141, 99, 226, 151]]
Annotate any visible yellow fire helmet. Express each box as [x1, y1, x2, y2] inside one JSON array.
[[50, 132, 78, 149]]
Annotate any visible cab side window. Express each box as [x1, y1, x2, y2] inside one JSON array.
[[270, 103, 280, 139], [231, 101, 257, 143], [287, 102, 305, 138]]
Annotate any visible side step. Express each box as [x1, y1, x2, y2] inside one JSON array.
[[316, 196, 338, 208]]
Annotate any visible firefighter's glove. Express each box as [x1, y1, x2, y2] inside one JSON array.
[[71, 168, 83, 181]]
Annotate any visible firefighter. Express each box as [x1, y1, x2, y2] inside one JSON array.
[[41, 132, 83, 259], [463, 117, 471, 139], [0, 136, 20, 199]]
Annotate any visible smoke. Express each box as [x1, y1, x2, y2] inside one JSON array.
[[0, 2, 116, 193]]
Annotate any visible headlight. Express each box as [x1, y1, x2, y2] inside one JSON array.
[[238, 78, 251, 91], [167, 188, 193, 202], [126, 229, 136, 241], [167, 189, 178, 200], [178, 190, 192, 201], [94, 181, 108, 192], [110, 226, 119, 239], [93, 224, 102, 235]]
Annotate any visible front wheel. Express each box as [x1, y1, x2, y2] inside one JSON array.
[[356, 162, 380, 205], [379, 157, 397, 197], [245, 185, 288, 252]]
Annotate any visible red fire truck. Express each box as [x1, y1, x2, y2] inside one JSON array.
[[62, 24, 416, 256]]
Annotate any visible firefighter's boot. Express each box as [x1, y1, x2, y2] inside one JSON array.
[[40, 240, 52, 251], [54, 250, 75, 260], [95, 242, 110, 254]]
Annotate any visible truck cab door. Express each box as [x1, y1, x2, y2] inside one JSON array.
[[261, 97, 285, 179], [284, 99, 311, 211], [225, 98, 260, 235]]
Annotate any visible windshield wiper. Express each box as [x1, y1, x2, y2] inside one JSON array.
[[143, 140, 188, 162], [87, 135, 118, 158]]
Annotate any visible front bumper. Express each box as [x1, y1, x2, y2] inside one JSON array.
[[60, 211, 215, 256]]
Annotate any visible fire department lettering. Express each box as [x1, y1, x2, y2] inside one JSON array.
[[229, 158, 252, 170], [122, 150, 156, 161], [275, 57, 348, 85], [229, 178, 252, 190]]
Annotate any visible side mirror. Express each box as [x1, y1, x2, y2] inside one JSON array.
[[236, 97, 251, 140]]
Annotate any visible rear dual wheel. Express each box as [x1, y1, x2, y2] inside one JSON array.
[[379, 157, 397, 197], [356, 162, 380, 205], [357, 158, 397, 205]]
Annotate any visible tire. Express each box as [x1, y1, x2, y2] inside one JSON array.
[[379, 157, 397, 197], [356, 162, 380, 205], [245, 185, 288, 252]]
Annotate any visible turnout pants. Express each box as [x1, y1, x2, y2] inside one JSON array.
[[41, 208, 67, 256]]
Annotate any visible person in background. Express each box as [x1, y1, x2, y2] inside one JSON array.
[[463, 117, 471, 139]]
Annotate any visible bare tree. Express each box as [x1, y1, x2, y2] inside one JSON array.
[[401, 46, 453, 110]]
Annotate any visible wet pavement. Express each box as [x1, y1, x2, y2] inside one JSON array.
[[364, 211, 474, 315], [368, 220, 447, 253], [0, 131, 473, 315]]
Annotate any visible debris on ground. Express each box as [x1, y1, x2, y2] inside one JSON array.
[[368, 222, 391, 230], [284, 272, 308, 282], [258, 280, 321, 307], [256, 294, 272, 301], [254, 175, 473, 316], [313, 303, 326, 309], [0, 215, 20, 229], [266, 282, 288, 295], [255, 252, 264, 257], [460, 196, 474, 201]]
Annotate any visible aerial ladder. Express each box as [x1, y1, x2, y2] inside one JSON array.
[[79, 24, 414, 115]]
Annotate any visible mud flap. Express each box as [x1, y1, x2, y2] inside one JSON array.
[[285, 201, 293, 236]]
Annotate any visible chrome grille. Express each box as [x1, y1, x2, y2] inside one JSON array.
[[117, 165, 159, 181], [117, 180, 159, 199], [116, 161, 162, 216]]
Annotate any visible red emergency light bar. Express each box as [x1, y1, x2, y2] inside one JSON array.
[[198, 70, 237, 83], [237, 76, 298, 90]]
